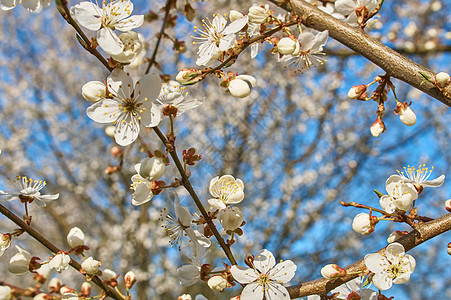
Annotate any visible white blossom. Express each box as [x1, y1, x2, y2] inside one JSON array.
[[0, 0, 46, 13], [395, 102, 416, 126], [67, 227, 85, 248], [208, 175, 245, 209], [8, 245, 32, 275], [435, 72, 450, 87], [130, 157, 165, 206], [82, 81, 107, 103], [85, 68, 162, 146], [380, 175, 418, 213], [330, 277, 377, 300], [177, 245, 208, 286], [157, 81, 205, 116], [81, 257, 101, 276], [35, 263, 52, 281], [70, 0, 144, 55], [352, 213, 373, 235], [396, 164, 445, 190], [193, 14, 248, 66], [0, 233, 11, 256], [248, 4, 272, 24], [0, 286, 12, 300], [370, 118, 385, 137], [124, 271, 137, 288], [335, 0, 378, 27], [111, 31, 144, 63], [277, 37, 298, 55], [207, 275, 228, 291], [230, 249, 297, 300], [48, 252, 71, 273], [321, 264, 345, 279], [0, 175, 59, 207], [364, 243, 415, 290]]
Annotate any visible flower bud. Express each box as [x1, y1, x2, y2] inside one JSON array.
[[61, 292, 78, 300], [435, 72, 450, 88], [48, 252, 71, 273], [277, 37, 297, 55], [103, 269, 118, 286], [124, 271, 137, 288], [370, 118, 385, 137], [176, 69, 201, 85], [178, 295, 192, 300], [395, 102, 416, 126], [80, 282, 91, 296], [387, 230, 408, 243], [81, 257, 101, 277], [228, 75, 257, 98], [219, 207, 244, 231], [35, 263, 52, 283], [0, 286, 12, 300], [352, 213, 374, 235], [60, 286, 75, 294], [347, 84, 367, 100], [207, 275, 228, 291], [104, 126, 115, 138], [448, 242, 451, 255], [248, 4, 271, 24], [48, 278, 63, 293], [138, 157, 165, 181], [33, 293, 49, 300], [320, 264, 346, 279], [445, 199, 451, 212], [82, 81, 106, 103], [110, 146, 123, 157], [0, 233, 11, 256], [67, 227, 85, 249], [9, 245, 32, 275], [229, 10, 244, 22]]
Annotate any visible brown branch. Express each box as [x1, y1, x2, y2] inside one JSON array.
[[325, 44, 451, 57], [0, 204, 124, 300], [269, 0, 451, 107], [286, 212, 451, 298]]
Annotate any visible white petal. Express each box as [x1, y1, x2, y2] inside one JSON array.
[[335, 0, 357, 15], [98, 28, 124, 55], [208, 176, 220, 197], [265, 282, 291, 300], [372, 272, 392, 290], [422, 174, 445, 187], [393, 272, 410, 285], [268, 260, 297, 283], [253, 249, 276, 274], [86, 99, 120, 124], [115, 15, 145, 31], [35, 194, 59, 207], [21, 0, 41, 12], [207, 198, 226, 210], [132, 182, 153, 206], [218, 34, 236, 51], [114, 113, 140, 146], [134, 73, 161, 104], [385, 243, 405, 261], [177, 265, 200, 286], [223, 15, 248, 35], [175, 204, 192, 226], [185, 228, 211, 248], [71, 2, 102, 31], [108, 68, 133, 99], [241, 282, 264, 300], [230, 265, 259, 284], [0, 0, 17, 11], [364, 253, 387, 273]]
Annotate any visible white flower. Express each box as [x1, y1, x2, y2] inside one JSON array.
[[8, 245, 32, 275], [130, 177, 154, 206], [248, 4, 272, 24], [0, 286, 12, 300], [33, 293, 48, 300], [279, 30, 329, 73], [102, 268, 118, 284], [230, 249, 297, 300], [370, 118, 385, 137], [228, 75, 257, 98], [48, 252, 71, 273], [0, 176, 59, 207], [81, 257, 101, 276], [67, 227, 85, 248], [177, 245, 208, 286], [208, 275, 228, 291], [435, 72, 450, 88], [161, 194, 211, 249], [85, 68, 162, 146], [70, 0, 144, 55], [176, 69, 202, 85], [330, 277, 377, 300], [193, 14, 248, 66], [380, 175, 418, 213], [335, 0, 378, 27], [0, 0, 45, 12], [81, 282, 91, 296], [218, 207, 244, 231], [208, 175, 245, 210], [352, 213, 373, 235], [0, 233, 11, 256], [396, 164, 445, 190], [157, 81, 205, 116], [364, 243, 416, 290], [111, 31, 144, 63], [395, 102, 416, 126]]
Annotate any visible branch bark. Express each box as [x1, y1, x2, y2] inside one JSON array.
[[270, 0, 451, 107]]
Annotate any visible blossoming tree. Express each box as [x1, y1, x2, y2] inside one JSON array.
[[0, 0, 451, 299]]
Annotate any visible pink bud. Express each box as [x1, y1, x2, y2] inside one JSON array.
[[124, 271, 137, 289], [445, 199, 451, 213], [110, 146, 123, 157], [448, 242, 451, 255], [320, 264, 346, 279], [370, 118, 386, 137], [80, 282, 91, 296], [347, 84, 367, 100]]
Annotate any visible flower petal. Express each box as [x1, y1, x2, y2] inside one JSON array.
[[268, 260, 297, 283], [372, 272, 392, 290], [223, 15, 248, 35], [422, 174, 445, 187], [21, 0, 41, 12], [114, 113, 140, 146], [115, 15, 145, 31], [98, 27, 124, 55], [132, 182, 153, 206], [71, 2, 102, 31], [265, 281, 291, 300], [230, 265, 259, 284], [134, 73, 161, 104], [86, 99, 120, 124], [254, 249, 276, 274], [177, 264, 200, 286], [185, 227, 211, 248], [364, 253, 387, 273], [241, 282, 264, 300]]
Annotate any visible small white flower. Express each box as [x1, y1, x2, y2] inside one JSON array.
[[370, 118, 385, 137], [208, 175, 245, 209], [8, 245, 32, 275], [0, 176, 59, 207], [218, 207, 244, 231], [85, 69, 162, 146], [0, 233, 11, 256], [330, 276, 377, 300], [81, 282, 91, 296], [230, 249, 297, 300], [279, 30, 329, 73], [208, 275, 228, 291], [81, 257, 101, 276], [157, 81, 205, 116], [395, 102, 416, 126], [247, 23, 261, 59], [352, 213, 373, 235], [335, 0, 378, 27], [177, 244, 208, 286], [435, 72, 450, 87], [48, 252, 71, 273], [176, 69, 202, 85], [161, 194, 211, 249], [364, 242, 416, 290], [380, 175, 418, 213], [396, 164, 445, 190], [111, 31, 144, 63], [0, 286, 12, 300], [193, 14, 248, 66], [228, 75, 257, 98], [70, 0, 144, 55], [67, 227, 85, 248], [248, 4, 272, 24]]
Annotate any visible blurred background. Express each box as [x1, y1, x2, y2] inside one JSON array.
[[0, 0, 450, 299]]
